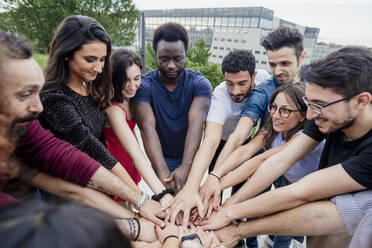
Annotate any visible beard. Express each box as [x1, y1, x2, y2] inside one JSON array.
[[228, 90, 251, 103], [9, 113, 39, 140]]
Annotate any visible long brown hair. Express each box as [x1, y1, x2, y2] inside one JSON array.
[[43, 15, 113, 110], [263, 83, 307, 150]]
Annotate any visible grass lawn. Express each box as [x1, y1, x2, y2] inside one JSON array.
[[33, 53, 48, 68]]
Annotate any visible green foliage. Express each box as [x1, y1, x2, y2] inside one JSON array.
[[144, 39, 223, 89], [33, 53, 48, 69], [0, 0, 138, 53], [187, 39, 211, 65]]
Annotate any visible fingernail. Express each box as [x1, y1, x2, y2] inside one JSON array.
[[154, 225, 156, 230], [178, 224, 181, 226], [191, 216, 195, 220], [215, 206, 219, 210], [197, 218, 201, 222]]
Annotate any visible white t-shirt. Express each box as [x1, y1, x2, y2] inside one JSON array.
[[206, 70, 271, 141], [271, 131, 324, 183]]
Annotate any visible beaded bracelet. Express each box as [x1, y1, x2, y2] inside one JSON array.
[[133, 218, 140, 241]]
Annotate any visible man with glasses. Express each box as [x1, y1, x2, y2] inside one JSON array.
[[203, 46, 372, 248], [133, 23, 212, 193]]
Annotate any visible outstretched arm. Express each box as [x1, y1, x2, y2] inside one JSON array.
[[169, 96, 211, 192], [106, 105, 169, 197], [133, 101, 171, 188]]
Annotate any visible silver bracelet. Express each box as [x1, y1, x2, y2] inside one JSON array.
[[134, 193, 149, 211]]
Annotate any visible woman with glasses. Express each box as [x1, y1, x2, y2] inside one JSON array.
[[202, 83, 324, 247]]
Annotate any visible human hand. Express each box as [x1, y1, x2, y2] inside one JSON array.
[[200, 174, 221, 217], [155, 222, 180, 244], [139, 199, 166, 228], [214, 224, 241, 248], [159, 193, 174, 210], [163, 186, 205, 229], [200, 206, 232, 231], [166, 165, 189, 193]]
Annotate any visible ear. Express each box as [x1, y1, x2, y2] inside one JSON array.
[[251, 71, 257, 87], [355, 92, 372, 109], [299, 51, 307, 64]]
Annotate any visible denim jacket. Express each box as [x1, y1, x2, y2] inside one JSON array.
[[240, 75, 281, 126]]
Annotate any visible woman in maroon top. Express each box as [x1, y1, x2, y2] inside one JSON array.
[[104, 49, 173, 206]]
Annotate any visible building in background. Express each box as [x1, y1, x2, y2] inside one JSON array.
[[311, 42, 343, 62], [137, 7, 320, 70]]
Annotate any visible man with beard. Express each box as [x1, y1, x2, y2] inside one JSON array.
[[202, 46, 372, 248], [133, 23, 212, 193], [213, 26, 306, 178], [164, 50, 269, 228], [0, 30, 167, 227]]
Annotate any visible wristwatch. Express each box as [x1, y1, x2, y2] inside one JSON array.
[[180, 234, 202, 248], [134, 193, 149, 211]]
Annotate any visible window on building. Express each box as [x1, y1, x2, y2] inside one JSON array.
[[256, 60, 259, 64], [226, 47, 231, 51], [213, 46, 217, 50], [221, 38, 225, 42], [234, 39, 239, 43], [261, 61, 267, 64], [212, 55, 217, 58], [227, 39, 232, 42], [214, 38, 218, 41], [263, 51, 267, 55], [219, 47, 224, 50], [218, 55, 223, 59], [255, 50, 260, 54], [241, 40, 246, 43]]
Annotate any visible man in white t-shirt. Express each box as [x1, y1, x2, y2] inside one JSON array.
[[165, 49, 270, 228]]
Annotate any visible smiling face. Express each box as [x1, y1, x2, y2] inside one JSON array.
[[224, 70, 256, 102], [270, 92, 305, 138], [305, 83, 357, 134], [156, 40, 186, 83], [267, 46, 304, 84], [68, 41, 107, 83], [122, 64, 141, 100], [1, 58, 44, 137]]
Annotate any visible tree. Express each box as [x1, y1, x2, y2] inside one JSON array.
[[0, 0, 138, 53], [187, 39, 211, 65]]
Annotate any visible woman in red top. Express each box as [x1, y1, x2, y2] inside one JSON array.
[[104, 49, 173, 206]]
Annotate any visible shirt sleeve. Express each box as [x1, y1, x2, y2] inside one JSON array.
[[193, 75, 212, 99], [206, 85, 230, 124], [342, 145, 372, 189], [39, 94, 117, 170], [133, 79, 152, 103], [15, 120, 101, 187], [240, 86, 269, 125], [303, 120, 326, 142]]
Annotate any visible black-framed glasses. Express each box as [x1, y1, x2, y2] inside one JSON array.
[[302, 93, 358, 115], [268, 104, 301, 118]]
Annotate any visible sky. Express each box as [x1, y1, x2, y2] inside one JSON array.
[[132, 0, 372, 47]]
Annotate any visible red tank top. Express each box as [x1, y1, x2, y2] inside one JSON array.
[[104, 102, 141, 185]]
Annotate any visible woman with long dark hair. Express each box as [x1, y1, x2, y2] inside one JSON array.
[[38, 16, 164, 223]]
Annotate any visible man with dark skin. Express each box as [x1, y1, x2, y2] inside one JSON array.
[[133, 23, 211, 193]]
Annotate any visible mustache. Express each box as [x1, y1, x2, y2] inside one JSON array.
[[11, 113, 39, 126]]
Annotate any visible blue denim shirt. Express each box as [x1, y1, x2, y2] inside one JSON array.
[[240, 75, 281, 126]]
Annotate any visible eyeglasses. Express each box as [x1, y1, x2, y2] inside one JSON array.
[[268, 104, 301, 118], [302, 94, 358, 115]]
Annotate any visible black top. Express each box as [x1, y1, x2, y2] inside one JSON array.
[[303, 120, 372, 189], [39, 85, 117, 170]]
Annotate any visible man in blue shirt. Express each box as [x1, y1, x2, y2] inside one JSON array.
[[214, 26, 307, 170], [133, 23, 212, 193]]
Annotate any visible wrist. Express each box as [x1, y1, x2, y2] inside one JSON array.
[[212, 169, 223, 178], [134, 193, 149, 211], [163, 234, 179, 245]]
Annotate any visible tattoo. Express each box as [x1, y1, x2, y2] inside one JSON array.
[[87, 180, 113, 194]]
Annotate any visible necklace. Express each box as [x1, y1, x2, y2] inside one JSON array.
[[83, 81, 90, 88]]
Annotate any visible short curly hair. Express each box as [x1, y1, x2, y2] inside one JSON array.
[[221, 49, 256, 76], [261, 26, 304, 60], [152, 22, 189, 52]]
